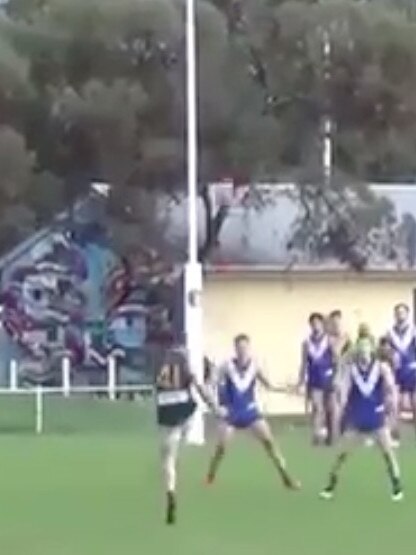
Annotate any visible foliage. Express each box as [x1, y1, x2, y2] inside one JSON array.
[[1, 0, 416, 265]]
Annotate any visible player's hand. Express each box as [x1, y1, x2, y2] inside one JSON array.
[[215, 406, 228, 420], [285, 383, 298, 395], [295, 382, 305, 395], [269, 384, 285, 393]]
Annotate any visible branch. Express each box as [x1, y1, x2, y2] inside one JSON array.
[[198, 185, 230, 262]]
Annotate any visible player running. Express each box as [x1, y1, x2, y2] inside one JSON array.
[[298, 313, 336, 445], [319, 337, 403, 501], [155, 342, 224, 525], [205, 334, 300, 490], [387, 303, 416, 439]]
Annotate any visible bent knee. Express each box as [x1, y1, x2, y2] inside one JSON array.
[[312, 402, 324, 415], [218, 425, 234, 445], [261, 437, 274, 451], [338, 451, 348, 463], [216, 443, 226, 455]]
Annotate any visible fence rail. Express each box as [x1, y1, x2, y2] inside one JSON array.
[[2, 356, 154, 435], [7, 355, 152, 398]]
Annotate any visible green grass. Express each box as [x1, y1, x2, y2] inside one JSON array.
[[0, 397, 414, 554]]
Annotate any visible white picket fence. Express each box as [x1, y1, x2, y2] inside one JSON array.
[[2, 356, 153, 434]]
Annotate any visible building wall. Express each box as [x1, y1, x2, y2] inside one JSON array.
[[202, 272, 416, 413]]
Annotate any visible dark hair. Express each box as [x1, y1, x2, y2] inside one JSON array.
[[234, 333, 250, 344], [203, 356, 213, 382], [309, 312, 324, 324], [329, 309, 342, 319], [394, 303, 409, 313], [379, 336, 390, 347]]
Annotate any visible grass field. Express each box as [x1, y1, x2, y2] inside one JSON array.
[[0, 396, 415, 555]]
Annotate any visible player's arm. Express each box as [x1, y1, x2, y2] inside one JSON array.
[[203, 356, 214, 384], [256, 369, 290, 393], [297, 341, 307, 389], [344, 334, 353, 354], [392, 350, 400, 370], [190, 376, 226, 419], [380, 361, 398, 419], [186, 357, 225, 419], [382, 334, 400, 370], [203, 358, 222, 388]]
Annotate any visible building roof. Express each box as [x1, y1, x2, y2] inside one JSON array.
[[201, 183, 416, 272], [205, 265, 416, 279]]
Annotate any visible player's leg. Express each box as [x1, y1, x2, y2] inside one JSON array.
[[324, 389, 337, 446], [374, 425, 403, 501], [320, 430, 359, 499], [250, 418, 300, 490], [160, 425, 182, 524], [310, 388, 326, 445], [205, 421, 234, 485], [389, 393, 401, 447], [409, 389, 416, 439], [391, 377, 405, 446], [331, 386, 345, 444]]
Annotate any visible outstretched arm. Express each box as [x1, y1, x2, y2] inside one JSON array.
[[297, 341, 307, 388], [191, 377, 225, 419], [179, 349, 225, 419], [257, 370, 291, 393], [381, 361, 398, 420]]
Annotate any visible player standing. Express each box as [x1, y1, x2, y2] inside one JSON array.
[[327, 310, 352, 360], [319, 337, 403, 501], [155, 342, 224, 525], [387, 303, 416, 439], [205, 334, 300, 490], [298, 313, 336, 445], [327, 310, 353, 443]]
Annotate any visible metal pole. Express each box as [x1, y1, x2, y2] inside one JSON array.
[[107, 356, 117, 402], [185, 0, 204, 445], [186, 0, 198, 264], [62, 356, 71, 398], [35, 386, 43, 435], [322, 30, 332, 188], [9, 359, 18, 392]]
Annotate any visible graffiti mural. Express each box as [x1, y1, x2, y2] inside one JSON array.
[[0, 226, 172, 387]]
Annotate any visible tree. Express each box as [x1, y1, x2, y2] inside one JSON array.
[[1, 0, 416, 267], [0, 126, 36, 251], [214, 0, 416, 267]]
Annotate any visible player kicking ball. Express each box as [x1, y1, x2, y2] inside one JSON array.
[[205, 334, 300, 490], [320, 337, 404, 502], [156, 340, 225, 525]]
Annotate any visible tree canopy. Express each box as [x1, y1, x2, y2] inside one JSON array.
[[1, 0, 416, 265]]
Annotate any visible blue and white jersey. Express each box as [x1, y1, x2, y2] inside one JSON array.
[[387, 324, 416, 371], [344, 359, 386, 432], [218, 358, 259, 411], [305, 333, 334, 390]]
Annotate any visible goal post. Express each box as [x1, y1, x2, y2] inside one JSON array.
[[184, 261, 205, 445], [184, 0, 205, 446]]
